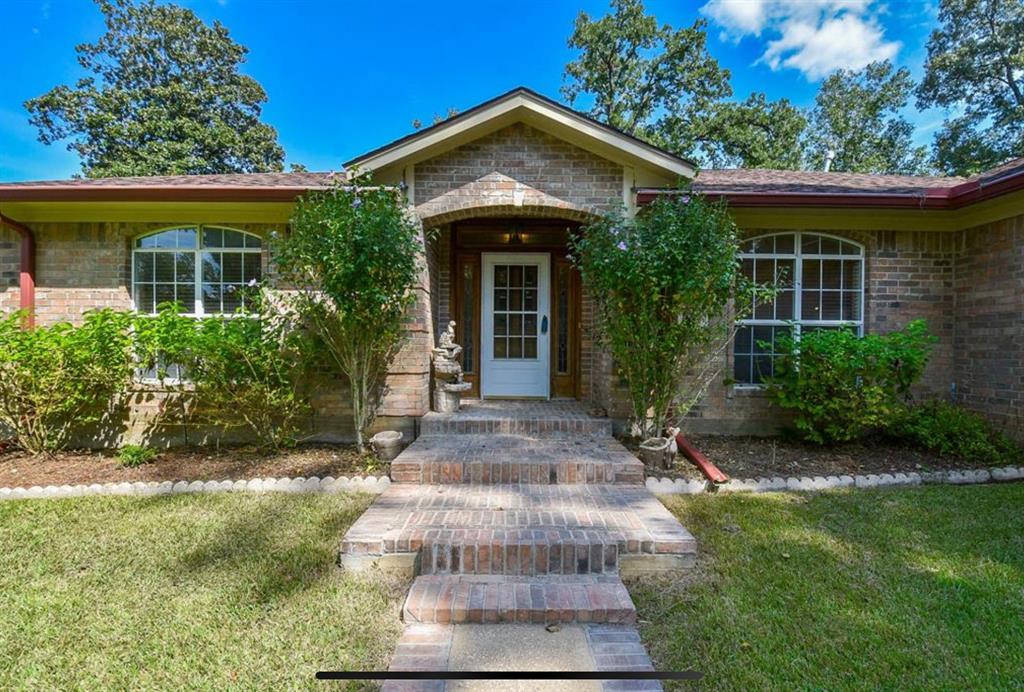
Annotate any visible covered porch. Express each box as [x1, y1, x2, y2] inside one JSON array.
[[428, 216, 600, 403]]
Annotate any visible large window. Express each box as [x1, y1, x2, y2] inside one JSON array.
[[734, 232, 864, 385], [132, 226, 262, 315]]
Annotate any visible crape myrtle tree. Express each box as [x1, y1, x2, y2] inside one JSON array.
[[275, 180, 423, 452], [571, 190, 760, 439]]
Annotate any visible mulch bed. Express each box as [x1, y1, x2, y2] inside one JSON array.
[[0, 444, 377, 489], [651, 434, 1006, 481]]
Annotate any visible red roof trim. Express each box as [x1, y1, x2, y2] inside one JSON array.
[[637, 162, 1024, 210], [0, 186, 323, 203]]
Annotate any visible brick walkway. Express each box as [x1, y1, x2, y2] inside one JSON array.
[[340, 400, 694, 691]]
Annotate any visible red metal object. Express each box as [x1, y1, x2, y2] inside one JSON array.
[[675, 432, 729, 484], [0, 213, 36, 328]]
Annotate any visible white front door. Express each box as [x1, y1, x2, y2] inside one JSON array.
[[481, 253, 550, 398]]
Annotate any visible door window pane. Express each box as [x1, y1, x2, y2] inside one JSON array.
[[524, 337, 537, 358]]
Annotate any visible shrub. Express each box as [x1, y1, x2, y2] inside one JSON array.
[[275, 179, 423, 452], [133, 295, 319, 451], [0, 309, 134, 454], [117, 444, 157, 467], [572, 189, 762, 438], [767, 320, 936, 444], [889, 401, 1022, 463]]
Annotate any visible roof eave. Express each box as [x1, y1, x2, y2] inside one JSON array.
[[345, 87, 697, 179], [0, 186, 327, 203]]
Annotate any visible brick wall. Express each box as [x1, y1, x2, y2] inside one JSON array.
[[954, 214, 1024, 438], [0, 219, 434, 446], [598, 227, 961, 435], [0, 226, 18, 314], [414, 123, 623, 226]]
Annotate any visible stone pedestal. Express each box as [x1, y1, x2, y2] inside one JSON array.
[[433, 381, 472, 413]]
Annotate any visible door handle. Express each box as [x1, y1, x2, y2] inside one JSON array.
[[541, 316, 548, 334]]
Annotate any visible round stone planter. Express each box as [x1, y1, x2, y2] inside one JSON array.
[[639, 436, 674, 470], [370, 430, 405, 462]]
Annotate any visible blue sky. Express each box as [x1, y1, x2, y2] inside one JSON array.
[[1, 0, 943, 181]]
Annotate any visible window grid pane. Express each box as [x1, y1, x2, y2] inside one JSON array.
[[735, 233, 863, 385], [134, 227, 262, 316]]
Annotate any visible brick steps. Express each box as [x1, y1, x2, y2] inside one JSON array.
[[390, 434, 645, 485], [341, 484, 697, 576], [402, 575, 637, 625], [418, 530, 619, 575], [420, 400, 613, 437]]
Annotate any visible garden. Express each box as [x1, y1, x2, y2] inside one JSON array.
[[0, 181, 422, 487], [572, 189, 1022, 481]]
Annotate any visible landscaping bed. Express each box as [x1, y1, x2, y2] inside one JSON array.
[[631, 484, 1024, 689], [0, 443, 379, 489], [646, 433, 1019, 481]]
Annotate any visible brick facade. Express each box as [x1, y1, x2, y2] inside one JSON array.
[[2, 122, 1021, 445], [591, 228, 972, 436], [954, 215, 1024, 438], [0, 226, 18, 314], [0, 220, 433, 446], [414, 123, 623, 227]]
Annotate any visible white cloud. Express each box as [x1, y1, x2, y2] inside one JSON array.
[[700, 0, 901, 80]]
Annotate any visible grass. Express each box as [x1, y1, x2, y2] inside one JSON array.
[[632, 484, 1024, 690], [0, 492, 404, 690]]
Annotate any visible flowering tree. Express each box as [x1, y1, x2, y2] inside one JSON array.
[[572, 190, 753, 438], [275, 181, 422, 452]]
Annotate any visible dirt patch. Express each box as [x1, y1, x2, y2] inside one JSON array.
[[0, 444, 380, 489], [638, 434, 1001, 480]]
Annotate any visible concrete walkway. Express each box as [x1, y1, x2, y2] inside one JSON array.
[[339, 401, 694, 691]]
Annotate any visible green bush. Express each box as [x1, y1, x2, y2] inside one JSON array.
[[133, 295, 319, 451], [0, 310, 134, 455], [117, 444, 157, 467], [275, 180, 423, 452], [571, 189, 761, 438], [889, 401, 1022, 463], [767, 320, 936, 444]]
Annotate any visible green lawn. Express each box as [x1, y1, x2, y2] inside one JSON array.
[[633, 484, 1024, 690], [2, 485, 1022, 690], [0, 492, 404, 690]]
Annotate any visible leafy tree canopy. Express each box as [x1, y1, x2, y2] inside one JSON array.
[[562, 0, 806, 169], [917, 0, 1024, 175], [805, 61, 930, 175], [690, 93, 808, 170], [25, 0, 285, 178]]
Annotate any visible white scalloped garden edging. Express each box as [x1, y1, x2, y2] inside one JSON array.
[[646, 466, 1023, 495], [0, 475, 391, 502]]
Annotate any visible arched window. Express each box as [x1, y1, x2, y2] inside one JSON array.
[[734, 232, 864, 385], [132, 226, 263, 315]]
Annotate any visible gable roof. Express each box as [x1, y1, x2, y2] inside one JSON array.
[[343, 86, 697, 179]]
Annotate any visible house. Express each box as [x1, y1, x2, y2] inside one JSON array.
[[1, 87, 1022, 443]]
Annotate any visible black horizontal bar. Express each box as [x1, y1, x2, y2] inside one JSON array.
[[315, 671, 702, 681]]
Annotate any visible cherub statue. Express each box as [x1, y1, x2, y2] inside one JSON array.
[[439, 320, 457, 349]]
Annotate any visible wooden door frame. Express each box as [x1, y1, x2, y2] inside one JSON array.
[[449, 220, 581, 399]]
